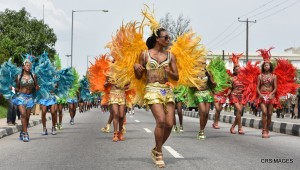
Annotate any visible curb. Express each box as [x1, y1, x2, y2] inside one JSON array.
[[183, 111, 300, 137], [0, 116, 51, 139]]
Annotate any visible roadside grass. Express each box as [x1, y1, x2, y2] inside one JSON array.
[[0, 105, 7, 118]]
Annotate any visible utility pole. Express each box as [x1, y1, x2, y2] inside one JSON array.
[[222, 50, 225, 61], [43, 4, 44, 24], [66, 54, 71, 67], [238, 18, 256, 63]]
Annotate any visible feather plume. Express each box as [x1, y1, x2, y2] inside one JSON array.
[[141, 4, 161, 36], [274, 58, 299, 97], [169, 31, 207, 88], [0, 58, 21, 99], [88, 54, 111, 93], [238, 61, 261, 102], [207, 56, 231, 93]]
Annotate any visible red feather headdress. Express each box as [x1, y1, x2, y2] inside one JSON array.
[[256, 47, 274, 63], [229, 53, 243, 66]]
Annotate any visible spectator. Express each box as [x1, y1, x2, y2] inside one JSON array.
[[297, 89, 300, 119], [7, 99, 18, 126], [290, 94, 297, 119]]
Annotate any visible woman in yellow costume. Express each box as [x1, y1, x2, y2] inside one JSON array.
[[104, 68, 129, 142], [109, 5, 206, 167], [133, 6, 182, 168], [88, 55, 126, 141], [134, 26, 178, 168]]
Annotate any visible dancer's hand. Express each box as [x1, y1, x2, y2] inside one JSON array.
[[134, 64, 145, 73], [268, 94, 274, 99], [104, 82, 110, 88], [259, 94, 264, 99], [164, 66, 171, 73]]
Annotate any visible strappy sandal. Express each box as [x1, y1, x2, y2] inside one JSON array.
[[230, 125, 236, 134], [151, 147, 156, 163], [262, 129, 270, 138], [118, 131, 125, 141], [197, 130, 206, 140], [154, 150, 165, 168], [112, 131, 118, 142], [238, 128, 245, 135], [212, 123, 220, 129]]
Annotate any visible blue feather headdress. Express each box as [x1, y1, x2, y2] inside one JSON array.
[[22, 54, 36, 65]]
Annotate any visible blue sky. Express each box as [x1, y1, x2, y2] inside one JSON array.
[[1, 0, 299, 77]]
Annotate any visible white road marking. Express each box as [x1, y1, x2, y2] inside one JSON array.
[[144, 128, 152, 133], [163, 146, 184, 158], [129, 116, 133, 118], [135, 120, 140, 122]]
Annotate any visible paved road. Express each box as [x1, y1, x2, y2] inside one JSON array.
[[0, 108, 299, 170]]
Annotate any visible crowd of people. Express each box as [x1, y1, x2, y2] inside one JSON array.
[[0, 52, 102, 141]]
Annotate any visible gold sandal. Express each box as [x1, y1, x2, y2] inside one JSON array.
[[153, 150, 165, 168], [151, 147, 156, 163]]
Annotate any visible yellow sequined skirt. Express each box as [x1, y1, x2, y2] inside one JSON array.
[[144, 82, 175, 106], [109, 89, 126, 105]]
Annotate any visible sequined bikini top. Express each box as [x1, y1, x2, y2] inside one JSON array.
[[145, 51, 171, 83], [145, 51, 171, 69], [261, 73, 274, 87], [20, 75, 34, 88], [232, 76, 244, 94]]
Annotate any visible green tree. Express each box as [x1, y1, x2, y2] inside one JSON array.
[[0, 8, 57, 65]]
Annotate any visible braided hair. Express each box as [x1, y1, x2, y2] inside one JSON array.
[[18, 61, 37, 89]]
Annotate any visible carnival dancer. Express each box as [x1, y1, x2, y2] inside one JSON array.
[[173, 86, 187, 133], [35, 52, 59, 135], [106, 56, 130, 142], [192, 61, 216, 140], [53, 55, 74, 130], [133, 6, 182, 165], [225, 53, 246, 135], [0, 59, 21, 126], [12, 55, 39, 142], [67, 68, 80, 125], [116, 5, 204, 167], [238, 47, 299, 137], [79, 76, 91, 113], [56, 97, 66, 130], [256, 47, 278, 138], [207, 57, 232, 129], [88, 55, 112, 133], [135, 25, 178, 167]]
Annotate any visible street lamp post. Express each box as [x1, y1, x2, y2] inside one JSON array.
[[87, 55, 92, 71], [65, 54, 71, 67], [70, 9, 108, 67]]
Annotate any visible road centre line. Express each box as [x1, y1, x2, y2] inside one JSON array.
[[144, 128, 152, 133], [163, 146, 184, 158]]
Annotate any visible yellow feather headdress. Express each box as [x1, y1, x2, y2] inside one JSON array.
[[141, 4, 161, 36]]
